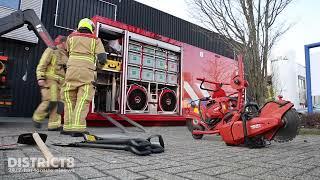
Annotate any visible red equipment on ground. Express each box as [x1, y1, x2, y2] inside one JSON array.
[[186, 55, 300, 148]]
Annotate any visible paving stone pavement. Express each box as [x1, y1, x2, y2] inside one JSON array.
[[1, 121, 320, 180]]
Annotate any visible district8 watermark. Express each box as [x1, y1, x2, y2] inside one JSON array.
[[7, 157, 75, 173]]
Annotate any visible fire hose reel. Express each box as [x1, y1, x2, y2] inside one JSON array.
[[0, 56, 8, 85], [127, 84, 148, 111], [158, 88, 177, 112], [1, 76, 6, 83], [0, 61, 5, 75]]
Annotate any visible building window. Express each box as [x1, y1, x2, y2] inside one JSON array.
[[0, 0, 20, 10], [298, 75, 306, 89]]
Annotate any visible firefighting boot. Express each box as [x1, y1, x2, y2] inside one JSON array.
[[70, 131, 89, 137], [33, 121, 42, 129], [60, 130, 71, 135], [60, 130, 89, 137], [48, 126, 62, 131]]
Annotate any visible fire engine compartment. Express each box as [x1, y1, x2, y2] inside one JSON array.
[[0, 55, 12, 110], [93, 26, 123, 113], [92, 23, 182, 115]]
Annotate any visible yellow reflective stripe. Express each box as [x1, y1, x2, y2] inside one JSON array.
[[49, 55, 57, 74], [90, 39, 94, 54], [90, 38, 96, 62], [45, 73, 64, 80], [48, 120, 61, 128], [36, 53, 48, 78], [69, 54, 94, 61], [70, 52, 94, 58], [64, 83, 73, 125], [63, 127, 86, 131], [49, 121, 61, 125], [63, 125, 73, 130], [93, 39, 96, 62], [69, 52, 85, 56], [50, 83, 57, 101], [74, 84, 89, 126], [64, 126, 86, 131], [69, 55, 95, 63], [68, 37, 96, 63], [69, 125, 86, 128], [69, 37, 74, 52], [38, 53, 62, 80], [33, 113, 47, 121], [75, 84, 89, 125], [62, 126, 74, 131]]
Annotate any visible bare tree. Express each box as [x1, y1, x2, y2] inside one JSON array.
[[186, 0, 293, 105], [202, 57, 233, 83]]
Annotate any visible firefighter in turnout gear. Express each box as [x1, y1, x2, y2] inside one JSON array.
[[33, 36, 68, 130], [61, 18, 105, 136]]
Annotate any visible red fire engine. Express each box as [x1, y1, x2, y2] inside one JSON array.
[[86, 16, 237, 126], [0, 10, 237, 125]]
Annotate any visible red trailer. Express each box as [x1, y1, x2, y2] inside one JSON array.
[[86, 16, 238, 126]]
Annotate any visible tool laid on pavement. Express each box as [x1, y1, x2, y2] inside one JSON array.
[[186, 55, 301, 148], [52, 134, 164, 156], [1, 132, 72, 168], [69, 113, 163, 155], [97, 113, 147, 133], [0, 133, 47, 150], [116, 114, 147, 133], [98, 113, 128, 133], [32, 132, 72, 168]]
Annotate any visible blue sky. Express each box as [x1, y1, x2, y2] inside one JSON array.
[[136, 0, 320, 65]]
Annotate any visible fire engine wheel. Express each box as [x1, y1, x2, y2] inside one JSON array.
[[192, 125, 204, 140], [0, 61, 5, 74]]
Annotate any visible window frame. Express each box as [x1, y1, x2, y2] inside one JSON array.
[[298, 75, 306, 90]]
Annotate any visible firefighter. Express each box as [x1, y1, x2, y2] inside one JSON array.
[[61, 18, 105, 137], [32, 36, 68, 131]]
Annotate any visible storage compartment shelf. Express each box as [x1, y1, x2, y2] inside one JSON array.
[[95, 28, 182, 115]]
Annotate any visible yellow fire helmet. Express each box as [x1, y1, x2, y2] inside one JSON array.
[[77, 18, 95, 33]]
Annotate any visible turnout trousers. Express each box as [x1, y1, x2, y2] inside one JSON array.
[[33, 79, 62, 129], [62, 66, 95, 132]]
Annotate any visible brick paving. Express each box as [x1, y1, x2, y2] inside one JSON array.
[[1, 120, 320, 180]]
